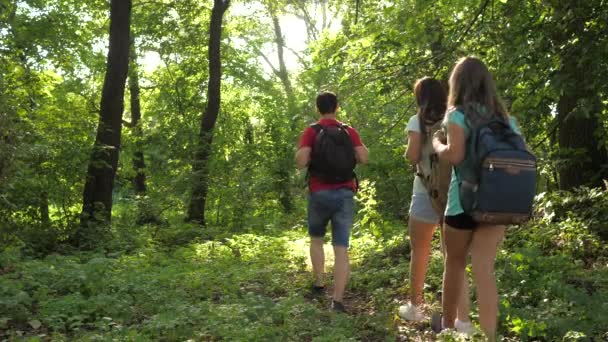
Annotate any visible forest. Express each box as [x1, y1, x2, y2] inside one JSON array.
[[0, 0, 607, 340]]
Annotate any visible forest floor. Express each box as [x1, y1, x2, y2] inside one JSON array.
[[1, 218, 607, 341]]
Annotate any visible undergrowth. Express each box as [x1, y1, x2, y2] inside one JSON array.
[[1, 188, 607, 341]]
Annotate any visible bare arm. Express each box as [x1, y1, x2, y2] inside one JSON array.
[[404, 131, 422, 163], [295, 147, 311, 169], [355, 145, 369, 164], [432, 123, 465, 165]]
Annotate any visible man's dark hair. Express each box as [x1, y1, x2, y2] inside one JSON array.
[[316, 91, 338, 114]]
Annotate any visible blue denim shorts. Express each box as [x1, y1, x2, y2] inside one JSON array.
[[409, 191, 440, 224], [308, 188, 354, 247]]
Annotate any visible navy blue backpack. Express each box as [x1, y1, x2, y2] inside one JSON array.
[[457, 114, 537, 224]]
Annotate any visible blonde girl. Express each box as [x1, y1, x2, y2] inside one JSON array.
[[432, 57, 523, 340]]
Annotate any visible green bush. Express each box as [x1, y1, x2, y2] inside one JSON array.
[[1, 191, 607, 341]]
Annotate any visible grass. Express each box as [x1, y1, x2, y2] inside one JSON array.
[[1, 218, 607, 341]]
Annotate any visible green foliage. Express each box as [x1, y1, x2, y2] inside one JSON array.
[[496, 188, 608, 340], [0, 228, 394, 340], [498, 246, 607, 340], [508, 188, 608, 261], [353, 179, 392, 239], [2, 0, 608, 340], [2, 204, 608, 340]]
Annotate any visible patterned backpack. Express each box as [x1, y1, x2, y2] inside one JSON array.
[[418, 120, 452, 216]]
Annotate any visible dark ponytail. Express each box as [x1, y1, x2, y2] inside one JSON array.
[[414, 77, 447, 142]]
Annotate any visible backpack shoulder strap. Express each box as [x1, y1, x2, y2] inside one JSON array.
[[310, 123, 323, 133], [338, 123, 352, 136]]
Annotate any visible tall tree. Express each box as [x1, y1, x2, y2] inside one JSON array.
[[264, 1, 296, 214], [77, 0, 132, 246], [0, 64, 17, 188], [550, 1, 608, 190], [187, 0, 231, 225], [128, 37, 147, 194], [266, 3, 296, 114]]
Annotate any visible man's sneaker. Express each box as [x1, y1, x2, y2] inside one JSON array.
[[332, 300, 346, 313], [311, 284, 326, 295], [398, 302, 424, 322], [455, 318, 475, 335]]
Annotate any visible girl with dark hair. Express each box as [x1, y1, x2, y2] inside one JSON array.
[[400, 77, 472, 334], [432, 57, 523, 340]]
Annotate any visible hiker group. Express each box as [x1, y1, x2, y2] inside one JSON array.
[[295, 56, 536, 341]]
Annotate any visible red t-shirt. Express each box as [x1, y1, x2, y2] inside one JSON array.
[[298, 118, 363, 193]]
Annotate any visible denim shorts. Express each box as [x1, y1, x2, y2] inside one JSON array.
[[308, 188, 354, 247], [409, 191, 440, 224]]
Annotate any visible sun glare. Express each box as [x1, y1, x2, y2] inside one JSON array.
[[140, 3, 341, 75]]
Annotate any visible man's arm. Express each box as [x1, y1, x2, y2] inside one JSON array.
[[295, 127, 314, 169], [355, 145, 369, 164], [295, 147, 311, 169], [348, 127, 368, 164]]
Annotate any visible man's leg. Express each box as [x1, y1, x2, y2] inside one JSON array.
[[330, 189, 354, 304], [310, 237, 325, 286], [308, 191, 330, 287], [333, 245, 349, 302]]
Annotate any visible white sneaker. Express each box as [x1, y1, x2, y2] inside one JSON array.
[[398, 302, 425, 322], [455, 318, 475, 335]]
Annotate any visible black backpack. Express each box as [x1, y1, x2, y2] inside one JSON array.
[[308, 123, 357, 183]]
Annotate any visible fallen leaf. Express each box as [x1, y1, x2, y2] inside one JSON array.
[[28, 319, 42, 330]]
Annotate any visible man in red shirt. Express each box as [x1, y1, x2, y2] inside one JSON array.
[[295, 91, 368, 312]]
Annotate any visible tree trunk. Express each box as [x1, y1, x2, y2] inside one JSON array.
[[128, 38, 147, 194], [78, 0, 131, 245], [40, 191, 49, 225], [291, 0, 319, 41], [271, 14, 296, 114], [186, 0, 231, 225], [552, 2, 608, 190], [267, 7, 295, 214], [557, 92, 608, 190]]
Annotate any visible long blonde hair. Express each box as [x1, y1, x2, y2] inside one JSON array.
[[448, 57, 508, 121]]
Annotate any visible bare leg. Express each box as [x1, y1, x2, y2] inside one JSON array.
[[457, 270, 471, 323], [470, 225, 505, 341], [332, 245, 349, 302], [440, 224, 471, 323], [442, 224, 473, 328], [310, 237, 325, 286], [408, 217, 437, 306]]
